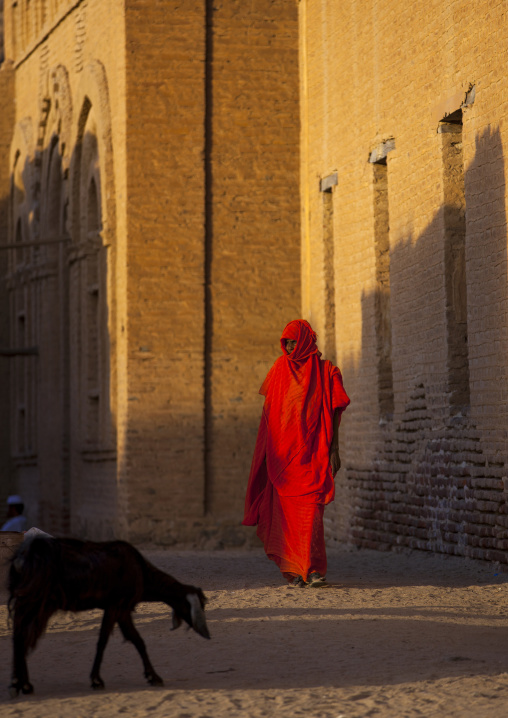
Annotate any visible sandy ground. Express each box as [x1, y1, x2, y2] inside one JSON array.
[[1, 545, 508, 717]]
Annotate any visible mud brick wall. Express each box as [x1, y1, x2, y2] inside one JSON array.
[[207, 0, 301, 522], [2, 0, 129, 538], [0, 1, 301, 543], [124, 0, 208, 541], [124, 0, 300, 541], [301, 0, 508, 562]]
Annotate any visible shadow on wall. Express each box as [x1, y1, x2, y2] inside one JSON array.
[[3, 125, 117, 538], [3, 138, 280, 546], [337, 126, 508, 563], [0, 194, 11, 510], [0, 60, 13, 511]]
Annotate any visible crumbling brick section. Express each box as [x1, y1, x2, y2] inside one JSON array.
[[347, 383, 507, 563]]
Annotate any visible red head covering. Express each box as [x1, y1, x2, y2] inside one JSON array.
[[256, 319, 326, 485], [280, 319, 320, 363]]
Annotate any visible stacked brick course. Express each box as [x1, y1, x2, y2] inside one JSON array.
[[347, 385, 507, 561]]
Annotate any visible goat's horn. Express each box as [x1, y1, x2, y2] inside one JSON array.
[[187, 593, 210, 639]]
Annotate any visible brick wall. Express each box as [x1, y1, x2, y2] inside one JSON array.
[[123, 0, 301, 542], [123, 1, 207, 542], [0, 0, 301, 543], [2, 0, 128, 538], [302, 0, 508, 562], [207, 0, 301, 522]]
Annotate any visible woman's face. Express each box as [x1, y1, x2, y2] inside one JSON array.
[[285, 339, 297, 354]]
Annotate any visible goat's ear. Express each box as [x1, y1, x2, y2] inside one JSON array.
[[187, 593, 210, 639], [171, 610, 182, 631]]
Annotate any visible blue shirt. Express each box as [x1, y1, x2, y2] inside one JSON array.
[[1, 515, 27, 532]]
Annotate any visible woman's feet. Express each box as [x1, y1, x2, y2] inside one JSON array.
[[287, 575, 307, 588], [286, 572, 328, 588], [307, 571, 328, 587]]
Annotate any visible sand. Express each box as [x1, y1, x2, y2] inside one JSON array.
[[1, 545, 508, 717]]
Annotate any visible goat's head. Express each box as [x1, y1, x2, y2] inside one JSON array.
[[171, 587, 210, 639]]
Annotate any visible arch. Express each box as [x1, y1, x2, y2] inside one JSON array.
[[46, 64, 73, 171], [78, 107, 101, 244], [70, 60, 116, 245], [39, 64, 73, 254], [19, 66, 74, 535], [8, 121, 36, 460], [67, 60, 116, 458]]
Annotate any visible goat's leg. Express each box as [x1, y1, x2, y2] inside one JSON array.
[[90, 609, 116, 689], [118, 613, 163, 686], [10, 627, 33, 697], [9, 602, 49, 697]]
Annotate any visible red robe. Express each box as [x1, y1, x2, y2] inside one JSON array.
[[243, 320, 350, 581]]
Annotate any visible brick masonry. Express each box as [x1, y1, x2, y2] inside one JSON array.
[[207, 1, 300, 522], [5, 0, 507, 561], [301, 0, 508, 562], [0, 1, 300, 543]]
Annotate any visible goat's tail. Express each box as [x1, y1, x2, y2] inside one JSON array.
[[8, 537, 61, 650]]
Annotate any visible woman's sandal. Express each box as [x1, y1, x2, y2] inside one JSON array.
[[307, 571, 329, 587], [287, 575, 307, 588]]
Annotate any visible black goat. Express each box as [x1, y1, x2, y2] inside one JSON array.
[[8, 536, 210, 695]]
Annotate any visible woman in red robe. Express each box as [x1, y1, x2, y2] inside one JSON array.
[[243, 319, 350, 587]]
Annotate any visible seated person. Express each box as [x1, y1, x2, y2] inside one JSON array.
[[1, 495, 27, 532]]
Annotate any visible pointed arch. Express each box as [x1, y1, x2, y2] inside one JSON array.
[[8, 118, 37, 462], [38, 64, 73, 255], [67, 59, 116, 462], [71, 59, 116, 246]]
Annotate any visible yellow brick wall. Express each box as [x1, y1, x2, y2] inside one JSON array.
[[123, 0, 301, 541], [301, 0, 508, 560], [2, 0, 128, 538], [0, 0, 301, 544], [207, 0, 301, 522], [123, 0, 207, 540], [6, 0, 508, 556]]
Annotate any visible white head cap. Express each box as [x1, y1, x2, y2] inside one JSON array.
[[7, 495, 23, 505]]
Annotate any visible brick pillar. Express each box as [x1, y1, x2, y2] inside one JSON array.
[[124, 1, 207, 543]]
